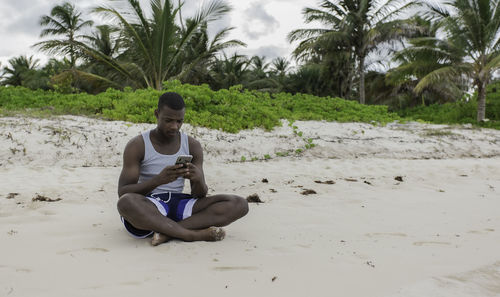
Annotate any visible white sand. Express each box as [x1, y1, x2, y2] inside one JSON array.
[[1, 115, 499, 297]]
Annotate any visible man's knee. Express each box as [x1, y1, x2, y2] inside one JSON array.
[[117, 193, 142, 217], [231, 195, 249, 218], [236, 196, 248, 217]]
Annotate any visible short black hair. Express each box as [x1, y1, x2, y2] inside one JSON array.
[[158, 92, 185, 110]]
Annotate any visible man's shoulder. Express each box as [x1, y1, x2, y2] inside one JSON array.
[[186, 134, 203, 152], [187, 134, 201, 146], [124, 134, 145, 156], [129, 134, 145, 146]]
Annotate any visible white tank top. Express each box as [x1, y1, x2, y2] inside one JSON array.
[[138, 130, 190, 194]]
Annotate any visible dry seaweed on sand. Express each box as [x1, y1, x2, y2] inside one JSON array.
[[246, 193, 263, 203], [6, 193, 19, 199], [314, 180, 335, 184], [32, 194, 62, 202], [301, 189, 317, 195]]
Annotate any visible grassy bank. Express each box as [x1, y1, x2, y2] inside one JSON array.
[[1, 80, 499, 131], [0, 81, 400, 133]]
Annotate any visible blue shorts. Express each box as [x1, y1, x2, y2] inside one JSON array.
[[122, 192, 198, 238]]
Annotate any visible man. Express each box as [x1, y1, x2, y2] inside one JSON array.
[[117, 92, 248, 245]]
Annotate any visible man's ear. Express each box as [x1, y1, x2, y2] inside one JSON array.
[[154, 109, 159, 119]]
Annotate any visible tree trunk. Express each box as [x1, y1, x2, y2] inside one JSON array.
[[359, 55, 365, 104], [476, 80, 487, 122], [70, 33, 76, 69]]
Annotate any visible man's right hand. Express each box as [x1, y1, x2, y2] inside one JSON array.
[[156, 164, 188, 184]]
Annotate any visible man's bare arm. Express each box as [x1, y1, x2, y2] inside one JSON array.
[[187, 136, 208, 198], [118, 136, 154, 197]]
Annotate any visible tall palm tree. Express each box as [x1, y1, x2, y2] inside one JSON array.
[[407, 0, 500, 121], [288, 0, 420, 103], [386, 16, 468, 106], [84, 0, 234, 90], [33, 2, 93, 68]]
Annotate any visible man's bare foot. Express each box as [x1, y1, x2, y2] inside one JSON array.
[[151, 227, 225, 245], [151, 232, 170, 246], [203, 227, 225, 241]]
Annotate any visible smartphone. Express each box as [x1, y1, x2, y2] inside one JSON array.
[[175, 155, 193, 167]]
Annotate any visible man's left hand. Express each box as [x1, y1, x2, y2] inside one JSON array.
[[183, 163, 202, 182]]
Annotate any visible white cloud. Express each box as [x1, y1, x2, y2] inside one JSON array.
[[0, 0, 314, 68], [241, 1, 280, 40]]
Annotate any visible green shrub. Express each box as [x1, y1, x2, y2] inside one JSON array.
[[399, 81, 500, 129], [0, 81, 408, 132]]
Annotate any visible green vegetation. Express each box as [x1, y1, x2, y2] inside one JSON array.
[[0, 81, 401, 132], [2, 79, 499, 131], [399, 81, 500, 129]]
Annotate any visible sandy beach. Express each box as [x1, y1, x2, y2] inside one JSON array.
[[1, 115, 499, 297]]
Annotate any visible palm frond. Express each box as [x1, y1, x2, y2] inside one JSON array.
[[287, 28, 331, 43], [414, 64, 470, 93]]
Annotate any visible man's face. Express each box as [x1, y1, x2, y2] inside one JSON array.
[[155, 105, 185, 137]]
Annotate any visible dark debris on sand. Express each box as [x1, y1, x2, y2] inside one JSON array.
[[394, 176, 404, 182], [246, 193, 263, 203], [6, 193, 19, 199], [314, 180, 335, 184], [32, 194, 62, 202], [301, 189, 317, 195]]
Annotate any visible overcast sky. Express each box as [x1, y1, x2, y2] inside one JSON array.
[[0, 0, 316, 68]]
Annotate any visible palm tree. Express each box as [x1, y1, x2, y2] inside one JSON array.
[[246, 55, 280, 91], [84, 0, 235, 90], [209, 53, 251, 90], [1, 55, 41, 87], [268, 57, 292, 92], [176, 21, 246, 85], [288, 0, 420, 103], [33, 2, 93, 68], [286, 63, 333, 96], [386, 16, 469, 107], [86, 25, 121, 58], [270, 57, 292, 77], [249, 56, 270, 79], [406, 0, 500, 121], [79, 24, 126, 90]]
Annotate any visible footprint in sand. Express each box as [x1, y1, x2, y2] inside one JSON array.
[[0, 265, 31, 273], [365, 232, 407, 238], [413, 241, 451, 246], [467, 228, 495, 234], [57, 247, 109, 255], [40, 210, 57, 216], [213, 266, 259, 271]]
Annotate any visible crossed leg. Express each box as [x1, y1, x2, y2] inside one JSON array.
[[117, 193, 248, 244]]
